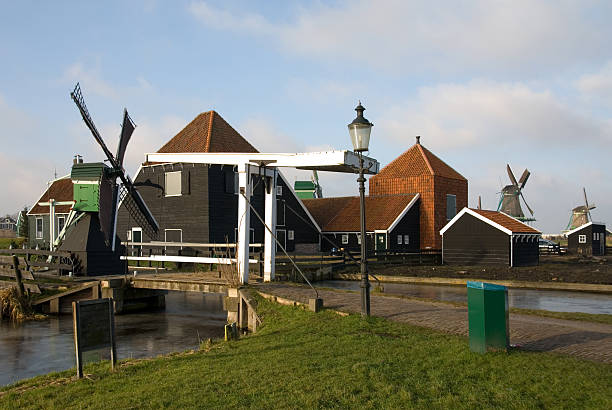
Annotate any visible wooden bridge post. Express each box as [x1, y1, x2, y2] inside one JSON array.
[[12, 255, 26, 298]]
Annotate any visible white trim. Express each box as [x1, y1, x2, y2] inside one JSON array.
[[121, 255, 258, 264], [565, 221, 605, 236], [440, 207, 541, 236], [71, 180, 99, 184], [386, 193, 420, 232], [510, 235, 513, 267], [35, 217, 43, 239], [27, 175, 71, 216], [164, 170, 182, 197]]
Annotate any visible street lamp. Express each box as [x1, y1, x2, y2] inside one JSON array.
[[348, 101, 373, 316]]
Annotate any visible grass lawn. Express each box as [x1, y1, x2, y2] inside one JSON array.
[[0, 237, 25, 249], [1, 296, 611, 409]]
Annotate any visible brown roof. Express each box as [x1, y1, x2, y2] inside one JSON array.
[[374, 142, 466, 180], [156, 111, 258, 154], [471, 209, 540, 234], [303, 194, 418, 232], [29, 177, 74, 215]]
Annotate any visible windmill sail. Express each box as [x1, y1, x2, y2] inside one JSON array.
[[497, 164, 534, 221], [565, 188, 596, 231]]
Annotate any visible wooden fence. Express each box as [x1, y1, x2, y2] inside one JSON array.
[[0, 248, 75, 276]]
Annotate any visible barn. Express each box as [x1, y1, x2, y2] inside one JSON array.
[[303, 193, 420, 253], [440, 208, 541, 266], [566, 222, 606, 256]]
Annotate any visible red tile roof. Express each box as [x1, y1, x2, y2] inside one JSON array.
[[157, 111, 258, 154], [471, 209, 540, 234], [29, 177, 74, 215], [374, 142, 466, 180], [303, 194, 418, 232]]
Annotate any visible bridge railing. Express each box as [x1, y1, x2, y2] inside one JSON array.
[[0, 248, 75, 276]]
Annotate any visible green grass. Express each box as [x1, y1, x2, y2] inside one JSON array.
[[0, 237, 25, 249], [1, 296, 611, 409]]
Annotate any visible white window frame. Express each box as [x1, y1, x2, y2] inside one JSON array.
[[56, 215, 66, 239], [36, 217, 43, 239], [446, 194, 457, 221], [341, 234, 349, 245], [397, 235, 403, 245], [126, 230, 132, 241], [578, 234, 587, 244], [276, 185, 283, 196], [164, 229, 183, 250], [288, 230, 294, 241], [404, 234, 409, 244], [165, 171, 182, 197], [357, 233, 361, 245]]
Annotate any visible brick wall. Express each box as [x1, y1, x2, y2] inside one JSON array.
[[369, 174, 467, 250]]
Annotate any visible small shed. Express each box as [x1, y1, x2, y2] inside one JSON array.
[[566, 222, 606, 256], [440, 208, 541, 266]]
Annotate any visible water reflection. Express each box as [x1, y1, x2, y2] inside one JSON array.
[[0, 291, 226, 387], [319, 281, 612, 315]]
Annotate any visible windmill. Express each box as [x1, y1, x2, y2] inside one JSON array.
[[497, 164, 535, 222], [565, 188, 596, 231], [311, 170, 323, 199], [55, 83, 159, 275]]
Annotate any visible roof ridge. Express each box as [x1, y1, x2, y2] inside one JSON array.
[[417, 144, 435, 175], [206, 111, 214, 152]]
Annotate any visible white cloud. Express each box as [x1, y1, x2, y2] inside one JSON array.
[[377, 80, 612, 152], [62, 62, 119, 99], [188, 0, 612, 75], [576, 61, 612, 104]]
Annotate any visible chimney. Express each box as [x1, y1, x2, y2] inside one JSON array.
[[73, 155, 78, 165], [416, 136, 421, 145], [78, 155, 83, 164]]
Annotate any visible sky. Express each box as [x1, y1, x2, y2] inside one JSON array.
[[0, 0, 611, 234]]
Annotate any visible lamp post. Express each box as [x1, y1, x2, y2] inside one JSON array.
[[348, 101, 373, 316]]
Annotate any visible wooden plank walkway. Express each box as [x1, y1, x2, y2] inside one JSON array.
[[256, 283, 612, 364]]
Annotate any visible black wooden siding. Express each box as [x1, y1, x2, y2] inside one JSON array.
[[389, 202, 420, 252], [276, 175, 320, 252], [116, 163, 210, 243], [568, 224, 606, 256], [442, 213, 510, 265], [511, 237, 539, 266]]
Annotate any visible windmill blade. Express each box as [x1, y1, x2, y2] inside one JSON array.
[[518, 169, 530, 189], [519, 191, 534, 216], [70, 83, 119, 169], [583, 187, 593, 222], [506, 164, 518, 187], [118, 177, 159, 239], [116, 109, 136, 168]]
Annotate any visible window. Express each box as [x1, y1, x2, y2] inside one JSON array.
[[288, 230, 294, 241], [446, 194, 457, 221], [36, 217, 43, 239], [57, 216, 65, 238], [578, 234, 587, 244], [126, 230, 132, 241], [404, 234, 409, 244], [164, 229, 183, 245], [276, 185, 283, 196], [397, 235, 403, 245], [357, 233, 361, 245], [342, 234, 349, 244], [165, 171, 182, 196], [594, 233, 600, 241]]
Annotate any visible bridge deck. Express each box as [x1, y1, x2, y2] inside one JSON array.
[[128, 272, 262, 293]]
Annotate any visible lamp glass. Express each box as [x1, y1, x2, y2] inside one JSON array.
[[349, 123, 371, 152]]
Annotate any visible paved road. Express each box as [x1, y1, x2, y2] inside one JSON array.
[[256, 283, 612, 364]]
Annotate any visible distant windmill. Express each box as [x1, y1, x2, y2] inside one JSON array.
[[311, 170, 323, 199], [565, 188, 596, 231], [497, 164, 535, 222]]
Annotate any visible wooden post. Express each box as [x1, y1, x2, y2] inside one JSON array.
[[108, 300, 116, 371], [177, 249, 183, 270], [72, 301, 83, 378], [12, 255, 25, 298], [148, 249, 152, 268]]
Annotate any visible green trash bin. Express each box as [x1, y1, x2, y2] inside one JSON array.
[[467, 281, 509, 353]]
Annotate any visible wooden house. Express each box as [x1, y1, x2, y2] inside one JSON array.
[[0, 215, 17, 238], [440, 208, 540, 266], [303, 194, 420, 253], [566, 222, 606, 256], [369, 136, 467, 250], [27, 176, 74, 249], [115, 111, 321, 254]]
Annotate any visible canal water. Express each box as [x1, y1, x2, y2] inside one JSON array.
[[318, 281, 612, 315], [0, 291, 226, 387]]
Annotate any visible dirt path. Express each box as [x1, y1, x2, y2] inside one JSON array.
[[256, 283, 612, 364]]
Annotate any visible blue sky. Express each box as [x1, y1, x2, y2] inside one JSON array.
[[1, 0, 611, 233]]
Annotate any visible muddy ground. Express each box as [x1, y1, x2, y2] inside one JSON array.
[[345, 255, 612, 285]]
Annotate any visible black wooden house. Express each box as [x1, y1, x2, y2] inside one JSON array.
[[115, 111, 320, 254], [440, 208, 540, 266], [566, 222, 606, 256]]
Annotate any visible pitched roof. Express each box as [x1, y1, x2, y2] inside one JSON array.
[[374, 141, 466, 180], [440, 208, 540, 235], [156, 111, 258, 154], [29, 177, 74, 215], [302, 194, 419, 232]]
